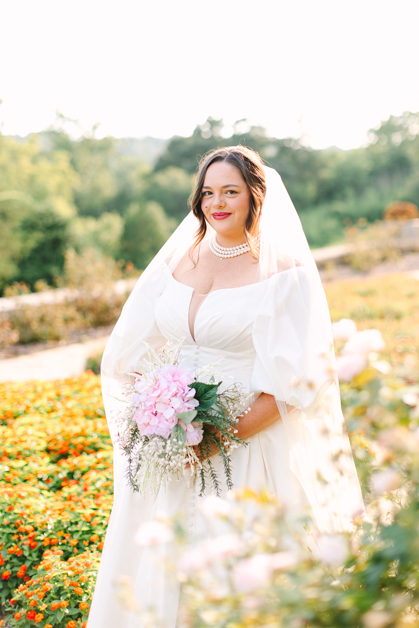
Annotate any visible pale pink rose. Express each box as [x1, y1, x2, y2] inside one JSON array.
[[135, 520, 173, 546], [362, 610, 393, 628], [402, 392, 418, 407], [315, 534, 349, 567], [185, 424, 204, 446], [336, 354, 367, 382], [270, 551, 298, 571], [342, 329, 385, 357], [199, 495, 232, 518], [210, 534, 245, 560], [332, 318, 357, 340], [232, 554, 273, 594], [178, 546, 211, 574], [371, 469, 402, 494]]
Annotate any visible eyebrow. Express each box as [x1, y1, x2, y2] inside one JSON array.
[[202, 184, 240, 189]]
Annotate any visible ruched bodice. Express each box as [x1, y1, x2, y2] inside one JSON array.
[[155, 273, 266, 396]]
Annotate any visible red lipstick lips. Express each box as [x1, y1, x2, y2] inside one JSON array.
[[212, 212, 231, 220]]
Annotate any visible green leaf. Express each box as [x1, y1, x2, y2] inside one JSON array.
[[171, 423, 187, 445], [190, 382, 220, 411], [175, 410, 197, 423]]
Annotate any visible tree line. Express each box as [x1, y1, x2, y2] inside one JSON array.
[[0, 112, 418, 294]]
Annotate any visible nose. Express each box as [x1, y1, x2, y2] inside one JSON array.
[[212, 193, 225, 209]]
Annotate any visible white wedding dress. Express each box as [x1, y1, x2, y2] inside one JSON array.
[[87, 265, 311, 628]]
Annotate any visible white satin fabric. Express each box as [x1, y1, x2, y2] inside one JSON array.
[[87, 264, 314, 628]]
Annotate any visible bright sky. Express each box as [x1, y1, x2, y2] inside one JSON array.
[[0, 0, 418, 149]]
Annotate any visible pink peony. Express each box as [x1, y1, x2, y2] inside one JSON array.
[[132, 364, 199, 438]]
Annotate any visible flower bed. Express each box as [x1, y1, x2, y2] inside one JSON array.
[[0, 373, 112, 627]]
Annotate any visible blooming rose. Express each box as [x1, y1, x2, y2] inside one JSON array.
[[314, 533, 349, 567], [371, 469, 402, 494], [342, 329, 385, 357], [135, 520, 174, 546], [133, 365, 199, 439], [336, 353, 367, 382], [332, 318, 357, 340], [178, 420, 204, 446], [232, 554, 273, 593]]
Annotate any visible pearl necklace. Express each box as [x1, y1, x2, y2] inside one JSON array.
[[209, 234, 259, 259]]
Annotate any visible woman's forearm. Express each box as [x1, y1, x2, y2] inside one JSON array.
[[192, 393, 294, 463], [234, 392, 282, 439]]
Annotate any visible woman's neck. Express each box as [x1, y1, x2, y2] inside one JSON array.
[[215, 233, 247, 248]]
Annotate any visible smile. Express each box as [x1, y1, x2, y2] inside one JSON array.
[[212, 212, 231, 220]]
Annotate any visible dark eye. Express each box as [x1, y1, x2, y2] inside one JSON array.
[[202, 191, 212, 197], [226, 190, 237, 195]]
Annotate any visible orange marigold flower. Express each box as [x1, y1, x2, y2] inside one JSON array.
[[69, 539, 78, 546], [74, 587, 84, 595], [50, 538, 59, 545], [82, 623, 87, 628], [37, 591, 45, 599], [98, 542, 104, 550], [44, 625, 53, 628], [70, 581, 80, 587], [90, 534, 99, 543], [60, 600, 69, 608], [0, 619, 4, 626], [26, 610, 37, 620], [79, 575, 88, 582], [29, 599, 38, 607], [79, 601, 89, 610], [16, 549, 23, 556], [10, 599, 17, 605], [14, 612, 22, 620], [1, 571, 11, 580], [51, 602, 60, 610], [29, 541, 38, 549], [39, 603, 47, 610], [67, 621, 77, 628], [0, 556, 4, 565], [34, 613, 44, 622], [42, 583, 53, 591]]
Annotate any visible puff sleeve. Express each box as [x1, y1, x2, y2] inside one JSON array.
[[251, 267, 365, 533]]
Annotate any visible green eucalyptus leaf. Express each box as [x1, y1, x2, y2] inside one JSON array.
[[175, 410, 198, 423], [171, 423, 187, 445]]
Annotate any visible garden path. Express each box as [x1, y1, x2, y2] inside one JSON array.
[[0, 335, 108, 382]]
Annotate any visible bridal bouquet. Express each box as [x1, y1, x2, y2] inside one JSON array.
[[115, 340, 250, 498]]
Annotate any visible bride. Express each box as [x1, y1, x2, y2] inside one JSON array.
[[87, 146, 364, 627]]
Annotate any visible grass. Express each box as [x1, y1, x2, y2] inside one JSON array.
[[325, 272, 419, 365]]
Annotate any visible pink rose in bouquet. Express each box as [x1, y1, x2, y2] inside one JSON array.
[[132, 364, 199, 439]]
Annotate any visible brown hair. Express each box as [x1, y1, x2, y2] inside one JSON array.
[[189, 145, 266, 258]]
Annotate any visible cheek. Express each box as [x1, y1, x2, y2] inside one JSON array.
[[201, 200, 210, 220]]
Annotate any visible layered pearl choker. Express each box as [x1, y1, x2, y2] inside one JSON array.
[[209, 233, 259, 260]]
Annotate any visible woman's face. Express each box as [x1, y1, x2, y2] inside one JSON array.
[[201, 161, 251, 241]]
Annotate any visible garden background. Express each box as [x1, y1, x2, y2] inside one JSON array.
[[1, 111, 419, 627]]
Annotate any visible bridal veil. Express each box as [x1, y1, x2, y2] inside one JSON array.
[[101, 165, 365, 533]]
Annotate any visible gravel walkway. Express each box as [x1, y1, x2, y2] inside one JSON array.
[[0, 336, 108, 382]]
